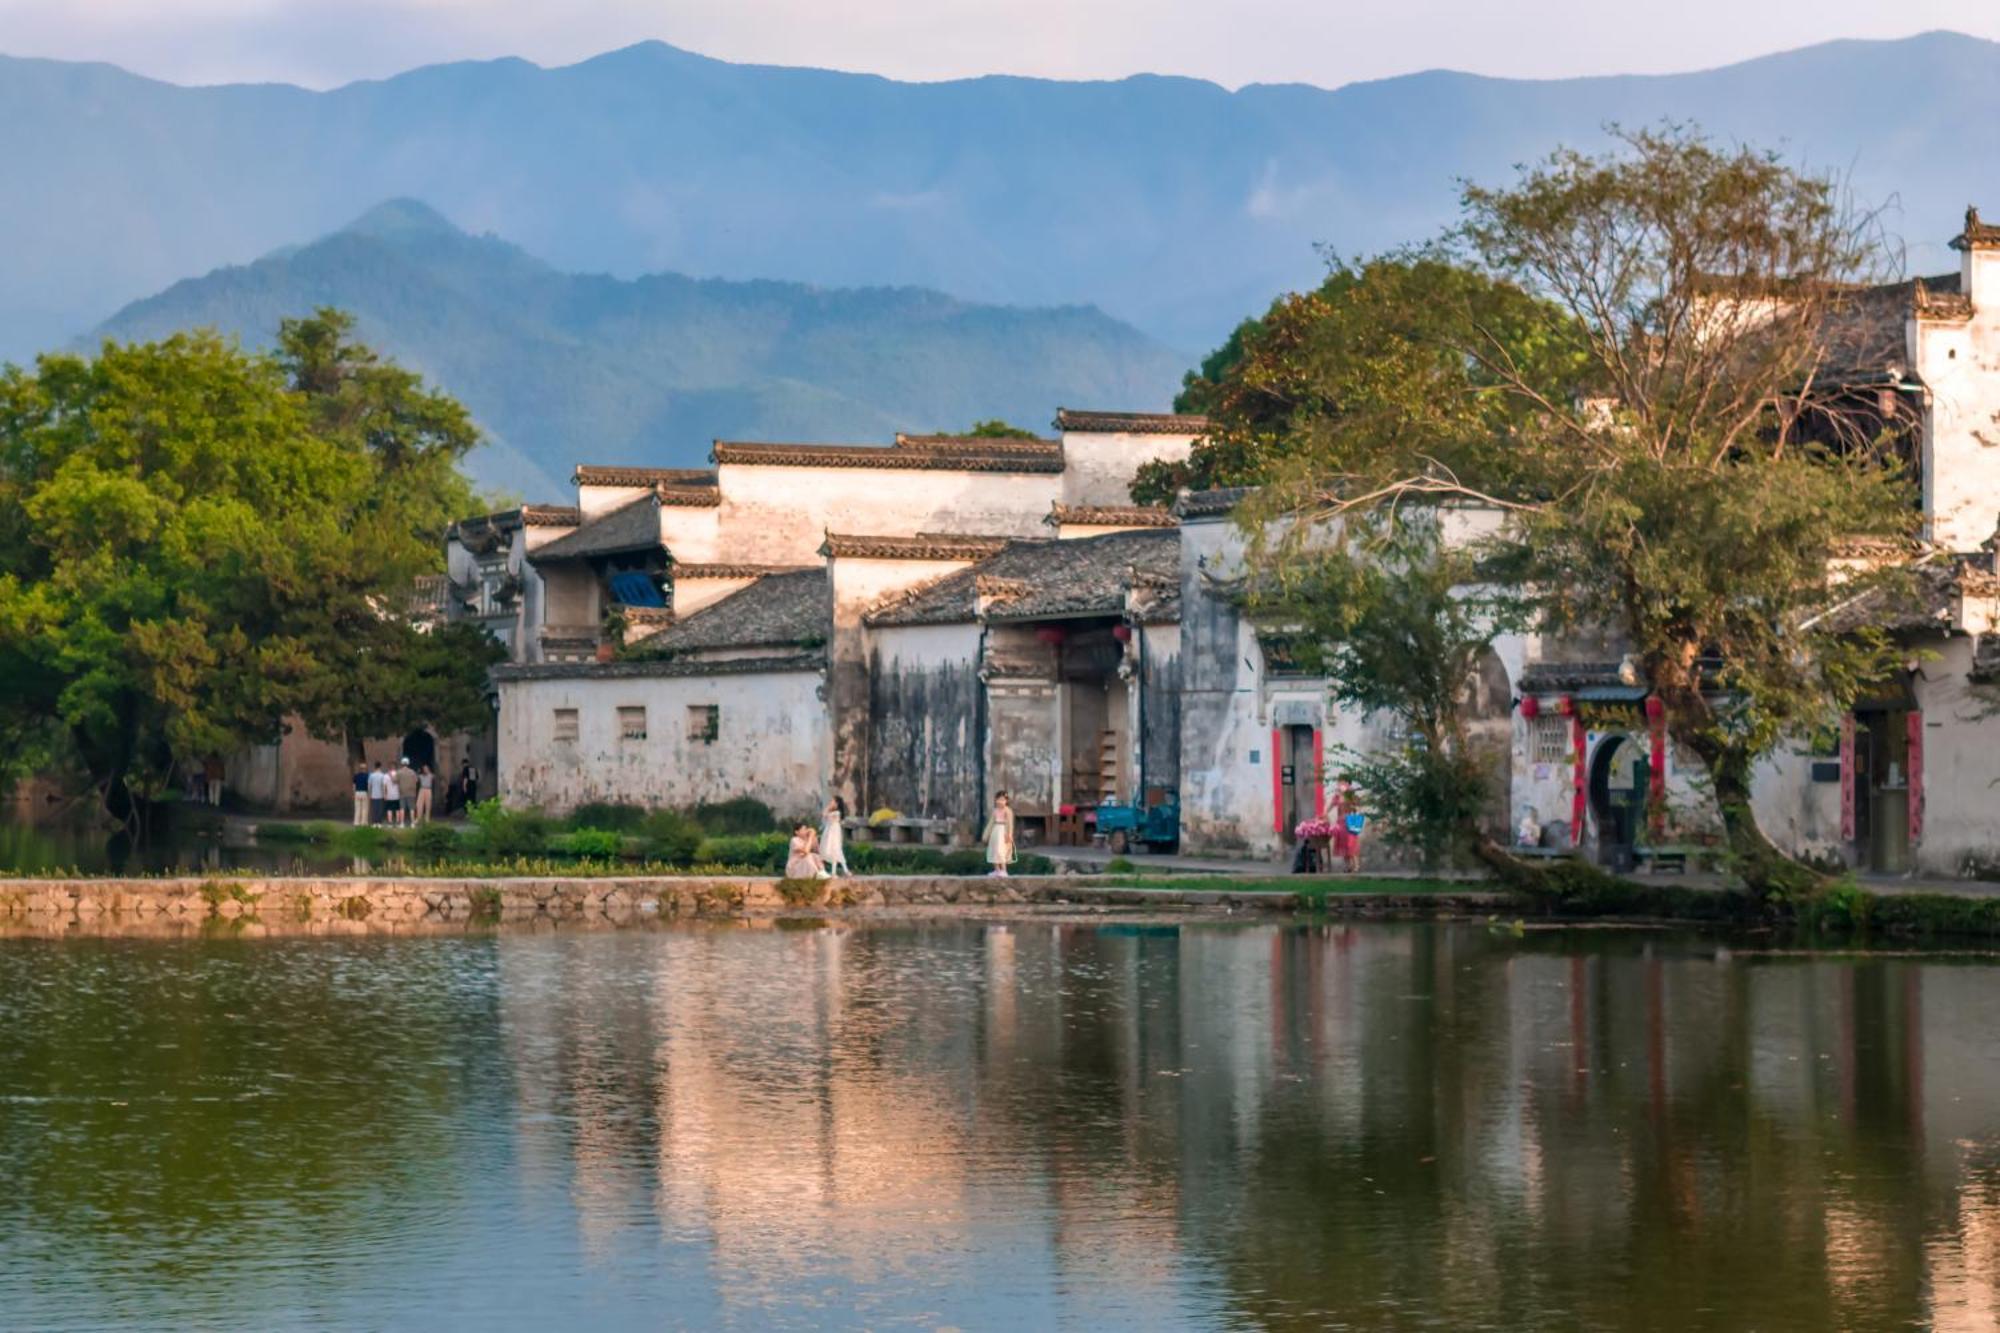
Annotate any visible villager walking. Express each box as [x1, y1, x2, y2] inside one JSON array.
[[352, 764, 370, 826], [820, 797, 850, 877], [203, 755, 224, 807], [461, 760, 479, 810], [984, 792, 1015, 877], [367, 762, 386, 824], [414, 765, 434, 824], [786, 823, 823, 879], [382, 765, 402, 826]]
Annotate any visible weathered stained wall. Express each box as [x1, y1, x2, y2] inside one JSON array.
[[1138, 624, 1181, 793], [1899, 637, 2000, 875], [827, 553, 975, 809], [865, 623, 984, 823], [498, 667, 830, 817]]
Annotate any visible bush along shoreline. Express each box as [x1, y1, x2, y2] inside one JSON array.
[[248, 799, 1056, 878]]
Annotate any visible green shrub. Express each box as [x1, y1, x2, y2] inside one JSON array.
[[940, 849, 989, 875], [1105, 856, 1136, 874], [1017, 853, 1053, 875], [691, 797, 777, 836], [567, 802, 649, 832], [639, 809, 705, 865], [551, 828, 623, 858], [408, 823, 462, 857], [695, 831, 789, 871], [466, 799, 555, 856]]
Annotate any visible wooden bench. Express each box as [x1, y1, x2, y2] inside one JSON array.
[[1636, 845, 1696, 874]]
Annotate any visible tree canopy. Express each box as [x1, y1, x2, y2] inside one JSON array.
[[0, 310, 501, 821], [1222, 127, 1918, 895]]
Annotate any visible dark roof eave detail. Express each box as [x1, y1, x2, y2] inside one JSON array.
[[492, 651, 826, 682]]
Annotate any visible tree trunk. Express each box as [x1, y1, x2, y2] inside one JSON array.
[[1684, 730, 1827, 901], [345, 728, 366, 767]]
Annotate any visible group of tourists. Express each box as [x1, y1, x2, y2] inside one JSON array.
[[783, 792, 1022, 879], [786, 797, 854, 879], [351, 758, 475, 827]]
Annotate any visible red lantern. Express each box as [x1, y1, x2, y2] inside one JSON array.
[[1644, 695, 1665, 721], [1518, 695, 1540, 719], [1035, 626, 1067, 646], [1556, 695, 1576, 717], [1111, 624, 1133, 643]]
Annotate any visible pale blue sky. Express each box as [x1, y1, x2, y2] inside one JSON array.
[[3, 0, 1997, 90]]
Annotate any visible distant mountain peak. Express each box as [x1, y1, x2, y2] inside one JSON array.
[[339, 198, 464, 241]]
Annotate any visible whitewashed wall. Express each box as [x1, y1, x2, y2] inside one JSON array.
[[1058, 429, 1197, 506], [714, 465, 1062, 563], [1917, 248, 2000, 552], [497, 666, 831, 817]]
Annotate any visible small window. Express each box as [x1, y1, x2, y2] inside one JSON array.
[[1530, 715, 1570, 765], [618, 706, 648, 741], [687, 704, 719, 744], [553, 708, 579, 743]]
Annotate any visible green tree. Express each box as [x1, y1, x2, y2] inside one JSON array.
[[264, 310, 496, 760], [0, 313, 499, 822], [1132, 256, 1583, 506], [960, 419, 1043, 439], [1256, 515, 1527, 869], [1261, 128, 1916, 898]]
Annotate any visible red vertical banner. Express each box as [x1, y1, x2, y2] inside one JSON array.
[[1839, 713, 1856, 843], [1271, 727, 1285, 835], [1907, 711, 1924, 846], [1647, 704, 1667, 837], [1571, 714, 1587, 835], [1313, 728, 1326, 818]]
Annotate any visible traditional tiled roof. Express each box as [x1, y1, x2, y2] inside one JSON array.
[[1054, 409, 1210, 435], [526, 492, 664, 563], [493, 651, 826, 682], [1046, 503, 1177, 529], [632, 568, 828, 654], [655, 484, 722, 508], [713, 439, 1064, 473], [448, 504, 580, 540], [820, 533, 1011, 561], [866, 529, 1179, 627], [1912, 276, 1973, 321], [1951, 205, 2000, 252], [618, 606, 676, 625], [1173, 486, 1253, 520], [573, 465, 717, 488], [671, 562, 816, 580], [893, 432, 1061, 452], [1517, 661, 1637, 693]]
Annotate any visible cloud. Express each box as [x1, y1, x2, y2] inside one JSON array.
[[1, 0, 1996, 91]]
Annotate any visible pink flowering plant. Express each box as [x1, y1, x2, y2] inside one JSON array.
[[1294, 817, 1339, 841]]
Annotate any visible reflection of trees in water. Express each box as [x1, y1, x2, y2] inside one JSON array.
[[7, 922, 1997, 1326]]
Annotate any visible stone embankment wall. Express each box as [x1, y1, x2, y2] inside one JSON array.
[[0, 875, 1503, 937]]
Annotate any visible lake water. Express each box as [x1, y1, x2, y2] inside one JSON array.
[[1, 919, 1996, 1330]]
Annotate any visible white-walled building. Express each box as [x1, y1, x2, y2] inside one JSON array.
[[468, 210, 2000, 876]]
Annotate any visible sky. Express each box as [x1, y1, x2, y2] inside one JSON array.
[[2, 0, 1998, 90]]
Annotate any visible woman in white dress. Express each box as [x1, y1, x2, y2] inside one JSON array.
[[820, 797, 850, 877], [984, 791, 1015, 877]]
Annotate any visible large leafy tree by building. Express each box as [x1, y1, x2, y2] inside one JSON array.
[[1252, 128, 1916, 897], [1130, 256, 1583, 505], [0, 312, 498, 822]]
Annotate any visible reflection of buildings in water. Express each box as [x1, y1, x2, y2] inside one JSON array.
[[1928, 1175, 2000, 1331], [646, 926, 987, 1310], [488, 921, 2000, 1327]]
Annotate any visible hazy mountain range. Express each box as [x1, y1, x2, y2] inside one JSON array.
[[5, 29, 2000, 367], [92, 200, 1185, 494]]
